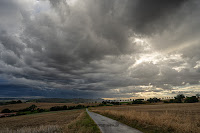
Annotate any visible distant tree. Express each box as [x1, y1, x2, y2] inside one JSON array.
[[1, 108, 11, 113], [6, 101, 17, 104], [196, 94, 200, 98], [16, 100, 22, 103], [147, 97, 161, 103], [111, 102, 121, 105], [174, 94, 185, 103], [37, 108, 45, 113], [132, 99, 144, 104], [63, 105, 68, 110], [184, 96, 199, 103], [28, 105, 37, 112], [75, 105, 85, 109], [102, 101, 107, 104]]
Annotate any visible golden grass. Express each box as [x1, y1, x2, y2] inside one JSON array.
[[0, 109, 101, 133], [0, 125, 61, 133], [64, 111, 101, 133], [0, 102, 99, 112], [91, 103, 200, 133], [0, 109, 83, 130]]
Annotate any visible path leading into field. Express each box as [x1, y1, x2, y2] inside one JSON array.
[[86, 109, 143, 133]]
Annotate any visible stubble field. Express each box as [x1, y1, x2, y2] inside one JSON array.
[[91, 103, 200, 133], [0, 109, 83, 131]]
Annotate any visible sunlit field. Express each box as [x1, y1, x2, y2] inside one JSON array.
[[91, 103, 200, 133]]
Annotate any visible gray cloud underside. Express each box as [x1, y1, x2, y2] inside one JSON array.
[[0, 0, 200, 98]]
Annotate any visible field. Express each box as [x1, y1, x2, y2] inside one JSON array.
[[0, 102, 101, 133], [91, 103, 200, 133], [1, 102, 199, 133], [0, 102, 99, 112], [0, 110, 83, 130], [0, 108, 100, 133]]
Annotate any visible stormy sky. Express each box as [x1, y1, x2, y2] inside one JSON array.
[[0, 0, 200, 99]]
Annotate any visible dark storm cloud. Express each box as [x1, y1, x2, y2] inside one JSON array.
[[0, 0, 199, 98], [121, 0, 189, 35]]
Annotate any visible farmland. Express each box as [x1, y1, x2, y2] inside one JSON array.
[[0, 102, 99, 112], [1, 101, 200, 133], [91, 103, 200, 133], [0, 102, 101, 133], [0, 109, 100, 133], [0, 109, 83, 132]]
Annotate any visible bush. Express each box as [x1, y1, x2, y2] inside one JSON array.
[[102, 101, 121, 105], [63, 105, 68, 110], [50, 105, 69, 111], [1, 108, 11, 113], [6, 100, 22, 104], [28, 105, 37, 112], [174, 94, 185, 103], [50, 105, 86, 111], [16, 100, 22, 103], [18, 104, 37, 112], [184, 96, 199, 103], [132, 100, 145, 104], [163, 100, 169, 103], [110, 102, 121, 105], [50, 106, 62, 111], [163, 99, 183, 103], [147, 98, 161, 103], [102, 101, 107, 104], [98, 103, 104, 106], [75, 105, 85, 109], [37, 108, 46, 113], [68, 106, 75, 110]]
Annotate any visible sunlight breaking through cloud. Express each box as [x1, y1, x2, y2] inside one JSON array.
[[0, 0, 200, 99]]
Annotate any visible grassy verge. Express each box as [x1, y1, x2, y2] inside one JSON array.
[[64, 111, 101, 133]]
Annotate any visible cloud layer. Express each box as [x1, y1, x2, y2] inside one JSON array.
[[0, 0, 200, 98]]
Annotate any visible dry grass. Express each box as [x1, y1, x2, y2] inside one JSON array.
[[63, 112, 86, 132], [0, 102, 99, 112], [91, 103, 200, 133], [0, 109, 83, 130], [64, 111, 101, 133], [0, 109, 100, 133], [0, 125, 61, 133]]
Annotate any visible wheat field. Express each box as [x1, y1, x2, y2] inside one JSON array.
[[91, 103, 200, 133], [0, 109, 83, 131]]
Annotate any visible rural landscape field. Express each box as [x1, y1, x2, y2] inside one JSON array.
[[0, 98, 200, 133], [91, 103, 200, 133], [0, 101, 101, 133], [1, 0, 200, 132]]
